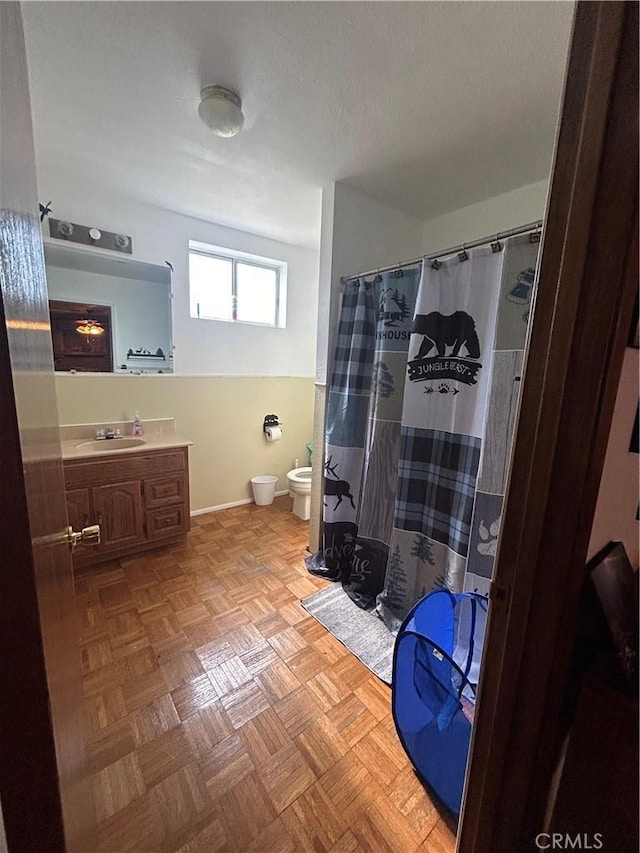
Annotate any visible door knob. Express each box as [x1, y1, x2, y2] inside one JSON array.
[[66, 524, 101, 550]]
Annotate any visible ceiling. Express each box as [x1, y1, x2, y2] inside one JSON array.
[[22, 1, 574, 248]]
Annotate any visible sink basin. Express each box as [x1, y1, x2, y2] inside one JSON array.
[[77, 438, 146, 452]]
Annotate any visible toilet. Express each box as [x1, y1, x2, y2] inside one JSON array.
[[286, 467, 312, 520]]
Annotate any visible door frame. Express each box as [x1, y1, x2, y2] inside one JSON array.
[[459, 2, 638, 851]]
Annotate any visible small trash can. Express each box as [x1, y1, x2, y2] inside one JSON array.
[[251, 475, 278, 506]]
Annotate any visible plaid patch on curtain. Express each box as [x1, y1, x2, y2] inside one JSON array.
[[395, 427, 482, 557], [331, 281, 377, 394]]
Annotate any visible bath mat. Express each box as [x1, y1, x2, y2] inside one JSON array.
[[302, 584, 396, 684]]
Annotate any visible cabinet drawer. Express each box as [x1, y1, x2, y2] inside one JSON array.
[[65, 449, 187, 489], [144, 474, 185, 509], [145, 506, 187, 540]]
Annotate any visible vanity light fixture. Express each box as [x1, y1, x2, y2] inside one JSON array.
[[76, 319, 105, 336], [57, 220, 73, 237], [198, 85, 244, 137]]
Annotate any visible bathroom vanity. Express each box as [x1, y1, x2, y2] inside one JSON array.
[[61, 420, 192, 566]]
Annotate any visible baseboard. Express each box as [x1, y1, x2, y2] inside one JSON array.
[[191, 490, 290, 517]]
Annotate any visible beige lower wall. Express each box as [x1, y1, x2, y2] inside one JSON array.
[[54, 375, 315, 513]]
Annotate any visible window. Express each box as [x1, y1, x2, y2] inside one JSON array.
[[189, 242, 286, 327]]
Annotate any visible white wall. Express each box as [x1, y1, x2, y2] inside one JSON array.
[[37, 180, 319, 377], [421, 179, 549, 254], [317, 181, 425, 385], [46, 265, 172, 372], [37, 177, 319, 511]]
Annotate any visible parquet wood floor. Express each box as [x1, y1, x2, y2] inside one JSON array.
[[75, 497, 456, 852]]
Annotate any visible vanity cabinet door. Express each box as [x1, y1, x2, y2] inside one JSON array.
[[66, 488, 93, 556], [91, 481, 144, 551]]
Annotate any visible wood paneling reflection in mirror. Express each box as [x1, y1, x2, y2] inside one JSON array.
[[49, 299, 114, 371]]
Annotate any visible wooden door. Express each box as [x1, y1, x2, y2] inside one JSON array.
[[459, 3, 638, 851], [0, 4, 95, 850], [92, 481, 144, 550]]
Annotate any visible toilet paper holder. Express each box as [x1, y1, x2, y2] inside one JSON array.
[[263, 414, 282, 433]]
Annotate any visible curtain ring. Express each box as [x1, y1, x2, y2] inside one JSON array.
[[431, 257, 441, 270], [374, 267, 382, 283], [491, 234, 503, 253], [458, 244, 469, 262]]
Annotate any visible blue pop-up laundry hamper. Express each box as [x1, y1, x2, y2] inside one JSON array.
[[392, 589, 488, 815]]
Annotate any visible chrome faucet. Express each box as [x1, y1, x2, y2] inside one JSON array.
[[95, 427, 121, 440]]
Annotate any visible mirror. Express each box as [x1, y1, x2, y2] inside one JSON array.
[[44, 243, 173, 374]]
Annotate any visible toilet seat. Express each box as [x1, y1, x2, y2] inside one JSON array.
[[286, 467, 312, 520], [288, 467, 312, 484]]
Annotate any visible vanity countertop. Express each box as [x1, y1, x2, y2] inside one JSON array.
[[61, 433, 193, 461], [60, 417, 193, 461]]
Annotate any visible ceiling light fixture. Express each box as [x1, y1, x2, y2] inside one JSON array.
[[198, 85, 244, 138], [76, 319, 105, 336]]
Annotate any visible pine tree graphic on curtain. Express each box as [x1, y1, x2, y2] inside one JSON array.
[[371, 360, 395, 398], [411, 535, 439, 601], [379, 288, 411, 326], [410, 534, 434, 565], [384, 545, 408, 611]]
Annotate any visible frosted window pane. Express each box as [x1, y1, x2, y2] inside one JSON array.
[[189, 253, 233, 320], [236, 263, 277, 325]]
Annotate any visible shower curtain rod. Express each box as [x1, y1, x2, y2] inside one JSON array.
[[341, 219, 543, 283]]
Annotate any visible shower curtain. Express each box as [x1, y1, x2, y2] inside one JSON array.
[[376, 247, 504, 628], [462, 235, 540, 598], [306, 269, 421, 608], [308, 236, 539, 628]]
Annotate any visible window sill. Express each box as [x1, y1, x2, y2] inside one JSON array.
[[189, 315, 284, 329]]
